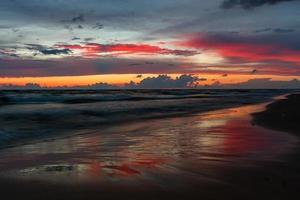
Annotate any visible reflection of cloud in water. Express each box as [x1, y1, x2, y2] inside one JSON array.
[[197, 119, 226, 129], [0, 102, 297, 185]]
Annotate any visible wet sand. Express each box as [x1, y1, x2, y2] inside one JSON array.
[[0, 97, 299, 199]]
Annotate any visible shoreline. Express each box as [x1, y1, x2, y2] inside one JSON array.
[[0, 94, 299, 199], [0, 93, 281, 150], [253, 93, 300, 135]]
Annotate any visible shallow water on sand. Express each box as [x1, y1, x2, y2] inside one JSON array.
[[0, 101, 297, 189]]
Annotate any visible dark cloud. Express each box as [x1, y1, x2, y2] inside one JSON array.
[[207, 78, 300, 89], [71, 37, 81, 40], [61, 14, 85, 26], [40, 48, 71, 55], [26, 44, 72, 55], [63, 24, 73, 31], [255, 28, 273, 33], [77, 24, 84, 29], [63, 24, 84, 31], [87, 82, 116, 89], [92, 74, 201, 89], [61, 14, 85, 31], [84, 38, 95, 42], [93, 23, 104, 30], [221, 0, 297, 9], [273, 28, 295, 33], [137, 74, 199, 88], [129, 63, 141, 66], [251, 69, 258, 74], [145, 62, 155, 65], [255, 28, 296, 33], [0, 83, 42, 90], [71, 14, 85, 23]]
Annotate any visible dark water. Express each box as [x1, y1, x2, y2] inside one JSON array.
[[0, 90, 298, 200], [0, 97, 296, 188], [0, 89, 291, 148]]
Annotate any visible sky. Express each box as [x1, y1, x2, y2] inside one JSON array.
[[0, 0, 300, 87]]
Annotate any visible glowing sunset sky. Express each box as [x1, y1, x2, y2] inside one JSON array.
[[0, 0, 300, 87]]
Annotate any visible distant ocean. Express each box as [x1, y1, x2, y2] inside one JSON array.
[[0, 89, 291, 148]]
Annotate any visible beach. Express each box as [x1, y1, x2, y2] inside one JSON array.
[[253, 94, 300, 134], [0, 90, 299, 199], [1, 0, 300, 198]]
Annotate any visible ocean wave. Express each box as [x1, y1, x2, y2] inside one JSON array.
[[0, 89, 280, 105], [0, 89, 290, 148]]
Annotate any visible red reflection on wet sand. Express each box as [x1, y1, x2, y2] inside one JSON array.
[[222, 120, 272, 155], [87, 156, 166, 178], [0, 100, 296, 185], [198, 103, 294, 158], [88, 162, 102, 177], [105, 165, 140, 177]]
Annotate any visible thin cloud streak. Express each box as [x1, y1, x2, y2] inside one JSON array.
[[57, 43, 199, 57]]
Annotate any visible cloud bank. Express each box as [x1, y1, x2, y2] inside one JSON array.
[[1, 75, 300, 89], [206, 78, 300, 89], [221, 0, 297, 9]]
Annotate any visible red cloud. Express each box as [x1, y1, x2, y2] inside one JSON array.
[[177, 34, 300, 64], [57, 43, 197, 57]]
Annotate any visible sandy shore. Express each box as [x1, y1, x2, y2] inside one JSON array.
[[253, 93, 300, 134], [0, 96, 299, 199]]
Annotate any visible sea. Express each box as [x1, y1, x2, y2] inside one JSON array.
[[0, 89, 293, 148]]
